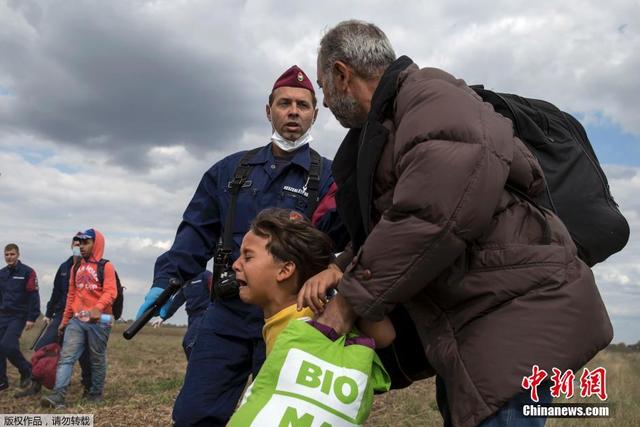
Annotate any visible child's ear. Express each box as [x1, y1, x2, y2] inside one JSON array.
[[276, 261, 296, 283]]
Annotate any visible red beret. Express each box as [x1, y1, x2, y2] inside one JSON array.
[[272, 65, 315, 94]]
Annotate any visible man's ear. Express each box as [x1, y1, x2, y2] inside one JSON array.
[[332, 60, 352, 93], [313, 107, 319, 123], [266, 104, 272, 122], [276, 261, 296, 283]]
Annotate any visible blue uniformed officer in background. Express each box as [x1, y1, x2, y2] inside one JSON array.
[[0, 243, 40, 393], [136, 65, 344, 426], [151, 270, 213, 359]]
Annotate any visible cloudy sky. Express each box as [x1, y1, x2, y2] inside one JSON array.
[[1, 0, 638, 343]]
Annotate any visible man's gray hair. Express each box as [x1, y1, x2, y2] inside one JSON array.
[[319, 20, 396, 80]]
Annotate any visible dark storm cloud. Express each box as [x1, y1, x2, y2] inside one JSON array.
[[1, 1, 266, 169]]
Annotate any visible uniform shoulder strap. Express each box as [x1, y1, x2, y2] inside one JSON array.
[[305, 148, 322, 218], [228, 148, 262, 195], [223, 148, 262, 250]]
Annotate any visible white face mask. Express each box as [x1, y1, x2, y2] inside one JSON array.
[[270, 128, 314, 153]]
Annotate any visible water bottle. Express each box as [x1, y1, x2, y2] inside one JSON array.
[[75, 311, 114, 326], [99, 314, 114, 327]]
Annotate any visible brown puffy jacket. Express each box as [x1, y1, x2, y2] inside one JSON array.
[[332, 56, 613, 427]]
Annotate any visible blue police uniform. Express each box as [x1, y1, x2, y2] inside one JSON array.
[[0, 260, 40, 386], [162, 270, 212, 359], [152, 143, 342, 426], [38, 257, 91, 389], [39, 257, 73, 348]]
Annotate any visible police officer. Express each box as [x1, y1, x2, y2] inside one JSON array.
[[151, 270, 213, 359], [136, 65, 343, 426], [0, 243, 40, 392], [15, 235, 92, 398]]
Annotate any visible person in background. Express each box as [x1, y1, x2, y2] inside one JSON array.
[[0, 243, 40, 392], [41, 229, 117, 408], [15, 235, 92, 398]]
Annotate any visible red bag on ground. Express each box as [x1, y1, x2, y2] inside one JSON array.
[[31, 343, 61, 390]]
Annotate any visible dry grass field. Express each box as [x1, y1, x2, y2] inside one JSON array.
[[1, 320, 638, 426]]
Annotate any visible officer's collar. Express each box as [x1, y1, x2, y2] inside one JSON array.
[[247, 143, 313, 171], [6, 260, 21, 271]]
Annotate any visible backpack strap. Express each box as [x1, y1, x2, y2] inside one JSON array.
[[305, 149, 322, 219], [72, 262, 79, 281], [97, 259, 109, 285], [222, 148, 262, 251]]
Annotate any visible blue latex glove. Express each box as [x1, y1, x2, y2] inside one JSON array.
[[159, 295, 175, 320], [136, 287, 167, 320]]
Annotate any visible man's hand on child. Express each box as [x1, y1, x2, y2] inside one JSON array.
[[316, 293, 357, 336], [297, 264, 343, 313]]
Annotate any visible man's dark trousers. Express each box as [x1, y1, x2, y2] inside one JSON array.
[[0, 314, 31, 384]]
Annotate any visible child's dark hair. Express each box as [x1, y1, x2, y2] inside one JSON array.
[[250, 208, 334, 287]]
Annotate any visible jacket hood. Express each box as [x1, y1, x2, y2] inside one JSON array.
[[88, 228, 105, 261]]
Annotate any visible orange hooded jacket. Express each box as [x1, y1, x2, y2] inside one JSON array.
[[62, 229, 117, 326]]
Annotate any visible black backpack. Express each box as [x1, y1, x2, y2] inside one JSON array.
[[96, 259, 124, 320], [472, 86, 629, 266]]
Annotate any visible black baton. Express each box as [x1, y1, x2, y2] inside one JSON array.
[[30, 321, 49, 350], [123, 278, 183, 340]]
